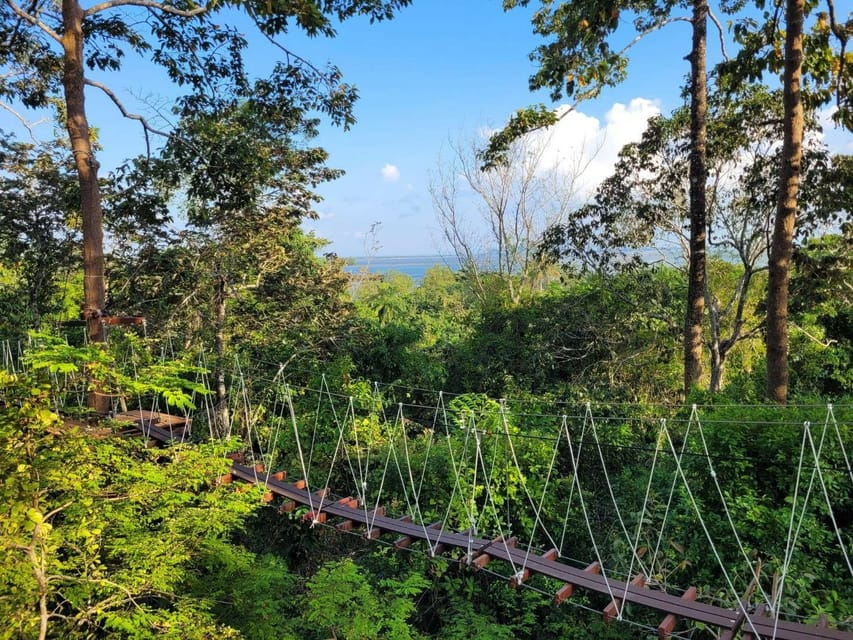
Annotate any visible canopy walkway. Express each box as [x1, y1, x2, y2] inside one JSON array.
[[117, 403, 853, 640]]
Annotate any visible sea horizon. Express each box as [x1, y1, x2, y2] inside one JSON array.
[[343, 254, 460, 283]]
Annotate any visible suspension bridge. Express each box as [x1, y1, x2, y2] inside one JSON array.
[[114, 373, 852, 640], [3, 339, 852, 639]]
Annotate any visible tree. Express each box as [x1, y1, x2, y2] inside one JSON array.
[[494, 0, 730, 394], [718, 0, 851, 403], [164, 95, 345, 434], [763, 0, 807, 404], [449, 267, 684, 399], [789, 225, 853, 396], [0, 342, 272, 639], [541, 86, 844, 392], [0, 137, 79, 331], [685, 0, 709, 393], [0, 0, 411, 412], [431, 128, 592, 306], [102, 91, 354, 434]]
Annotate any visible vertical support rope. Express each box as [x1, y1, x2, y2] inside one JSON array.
[[617, 417, 665, 619], [662, 422, 761, 637], [649, 416, 694, 577], [471, 423, 520, 577], [586, 402, 650, 578], [804, 423, 853, 578], [285, 383, 315, 515], [772, 419, 812, 638], [693, 405, 773, 609], [564, 425, 621, 616], [559, 413, 588, 556]]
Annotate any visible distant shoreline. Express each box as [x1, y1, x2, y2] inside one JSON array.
[[344, 255, 460, 283]]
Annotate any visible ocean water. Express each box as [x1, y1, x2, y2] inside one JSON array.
[[344, 255, 460, 283]]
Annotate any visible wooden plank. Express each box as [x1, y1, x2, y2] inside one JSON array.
[[364, 507, 386, 539], [393, 516, 416, 548], [470, 535, 508, 570], [336, 520, 354, 532], [510, 568, 530, 588], [743, 604, 768, 640], [555, 562, 600, 604], [112, 409, 188, 430], [604, 574, 646, 622], [336, 496, 358, 509], [719, 608, 747, 640], [745, 611, 853, 640], [511, 547, 558, 587], [125, 433, 853, 640], [427, 521, 447, 556], [394, 535, 413, 549], [657, 586, 697, 639], [101, 316, 145, 326], [303, 511, 327, 524]]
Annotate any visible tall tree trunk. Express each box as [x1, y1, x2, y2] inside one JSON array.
[[62, 0, 109, 414], [214, 272, 230, 436], [706, 290, 724, 392], [767, 0, 805, 404], [684, 0, 709, 394], [709, 347, 726, 392]]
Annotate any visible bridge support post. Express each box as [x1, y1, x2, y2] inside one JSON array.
[[555, 561, 601, 605], [604, 574, 646, 622], [657, 586, 697, 639]]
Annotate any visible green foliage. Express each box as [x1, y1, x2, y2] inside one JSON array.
[[349, 268, 470, 392], [478, 105, 558, 168], [789, 228, 853, 396], [488, 0, 683, 163], [719, 1, 851, 129], [0, 137, 80, 334], [186, 547, 299, 640], [301, 557, 428, 640], [0, 369, 264, 638], [24, 332, 208, 412], [448, 268, 683, 399]]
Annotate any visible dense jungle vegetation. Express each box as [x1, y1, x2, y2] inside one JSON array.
[[1, 232, 851, 638], [1, 0, 851, 637]]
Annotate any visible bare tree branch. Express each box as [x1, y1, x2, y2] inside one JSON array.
[[83, 78, 170, 155], [83, 0, 207, 18], [256, 27, 331, 84], [0, 100, 48, 140], [3, 0, 61, 43], [707, 7, 730, 61]]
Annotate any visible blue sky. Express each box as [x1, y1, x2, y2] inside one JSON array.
[[3, 0, 849, 257], [291, 1, 692, 256]]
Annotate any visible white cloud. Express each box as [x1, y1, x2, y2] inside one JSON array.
[[528, 97, 661, 198], [818, 106, 853, 153], [381, 163, 401, 181]]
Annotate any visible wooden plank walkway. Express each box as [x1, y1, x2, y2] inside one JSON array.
[[113, 409, 190, 442], [133, 423, 853, 640]]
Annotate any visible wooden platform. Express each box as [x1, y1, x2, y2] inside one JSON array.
[[112, 409, 191, 441]]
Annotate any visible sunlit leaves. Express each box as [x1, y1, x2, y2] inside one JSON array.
[[24, 331, 209, 411], [0, 368, 263, 637]]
